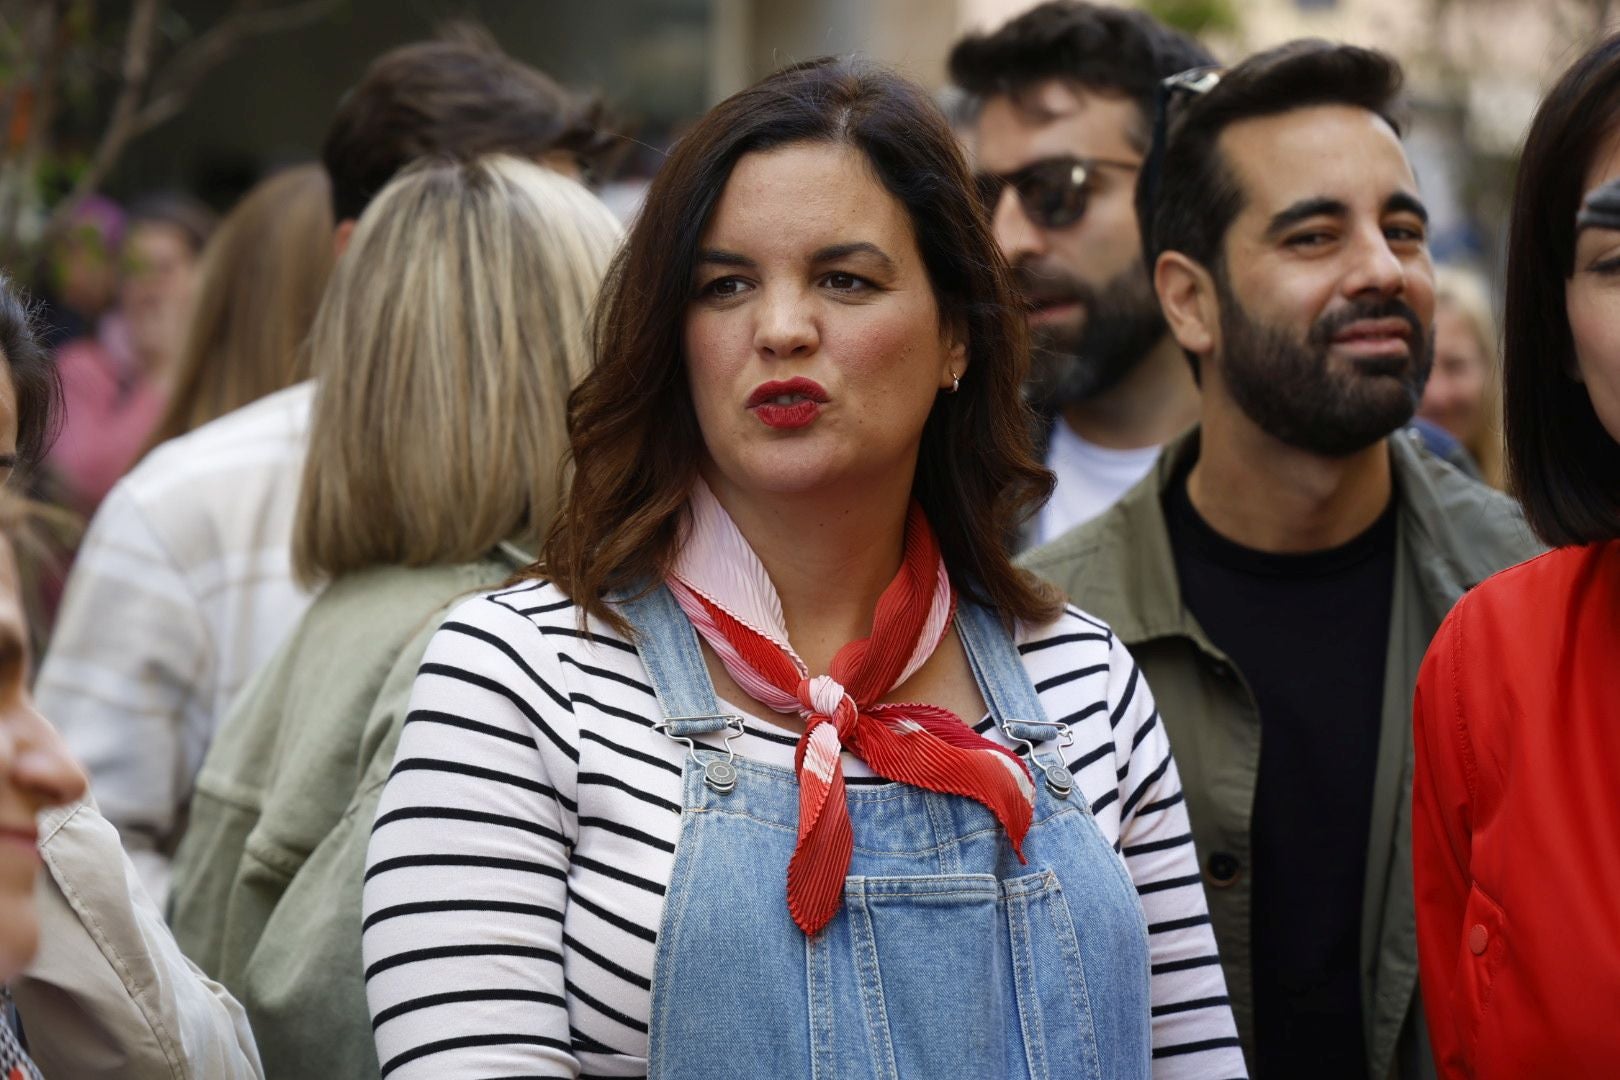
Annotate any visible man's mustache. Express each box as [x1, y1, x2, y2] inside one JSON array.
[[1308, 297, 1425, 349], [1011, 262, 1092, 310]]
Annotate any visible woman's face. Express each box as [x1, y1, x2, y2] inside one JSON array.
[[1566, 137, 1620, 445], [683, 142, 964, 505], [0, 368, 88, 980], [1418, 303, 1491, 442], [121, 222, 201, 372]]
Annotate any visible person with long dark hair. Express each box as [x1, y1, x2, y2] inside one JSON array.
[[361, 58, 1243, 1079], [1412, 34, 1620, 1078]]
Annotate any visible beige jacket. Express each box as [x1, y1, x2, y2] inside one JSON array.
[[11, 799, 262, 1079]]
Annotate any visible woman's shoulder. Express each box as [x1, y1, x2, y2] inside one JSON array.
[[435, 579, 642, 668], [1443, 542, 1617, 643], [1013, 603, 1119, 662], [1421, 543, 1619, 725]]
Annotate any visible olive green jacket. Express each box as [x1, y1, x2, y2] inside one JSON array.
[[1019, 430, 1540, 1080], [167, 547, 529, 1079]]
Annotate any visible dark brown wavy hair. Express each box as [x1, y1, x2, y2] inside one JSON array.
[[538, 57, 1060, 633]]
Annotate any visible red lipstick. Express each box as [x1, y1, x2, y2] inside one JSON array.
[[746, 377, 828, 430]]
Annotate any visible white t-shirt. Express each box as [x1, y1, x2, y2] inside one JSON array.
[[1035, 420, 1162, 545]]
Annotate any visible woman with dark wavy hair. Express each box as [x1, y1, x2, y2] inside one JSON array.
[[1412, 33, 1620, 1079], [362, 58, 1241, 1080]]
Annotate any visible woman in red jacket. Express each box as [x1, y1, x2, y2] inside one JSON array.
[[1413, 34, 1620, 1078]]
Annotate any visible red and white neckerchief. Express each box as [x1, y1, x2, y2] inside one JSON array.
[[667, 480, 1035, 936]]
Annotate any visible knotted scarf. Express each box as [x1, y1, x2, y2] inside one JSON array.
[[667, 480, 1035, 935]]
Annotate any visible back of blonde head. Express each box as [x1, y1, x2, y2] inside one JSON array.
[[294, 155, 622, 583], [146, 164, 334, 451]]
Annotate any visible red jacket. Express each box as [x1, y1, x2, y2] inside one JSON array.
[[1413, 541, 1620, 1077]]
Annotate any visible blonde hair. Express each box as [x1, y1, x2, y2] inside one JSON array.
[[1433, 265, 1506, 490], [293, 155, 621, 584], [144, 165, 334, 452]]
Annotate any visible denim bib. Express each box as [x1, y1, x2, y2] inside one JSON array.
[[619, 585, 1151, 1080]]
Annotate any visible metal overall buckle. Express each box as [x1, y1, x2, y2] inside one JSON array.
[[652, 714, 746, 795], [999, 719, 1076, 799]]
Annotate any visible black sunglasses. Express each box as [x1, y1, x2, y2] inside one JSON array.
[[974, 155, 1141, 230]]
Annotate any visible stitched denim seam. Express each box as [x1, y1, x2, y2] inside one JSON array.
[[848, 886, 901, 1080], [647, 764, 709, 1080], [807, 930, 835, 1080], [1044, 873, 1104, 1078], [1008, 883, 1050, 1079], [686, 808, 1015, 857]]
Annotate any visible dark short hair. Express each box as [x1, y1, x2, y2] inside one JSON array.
[[320, 26, 611, 222], [0, 276, 62, 471], [125, 192, 217, 255], [1502, 34, 1620, 545], [541, 57, 1061, 633], [948, 0, 1214, 151], [1142, 40, 1405, 275]]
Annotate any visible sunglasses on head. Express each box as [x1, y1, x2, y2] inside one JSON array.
[[1137, 66, 1224, 251], [974, 155, 1141, 231]]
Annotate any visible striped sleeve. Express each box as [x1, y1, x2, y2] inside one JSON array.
[[362, 591, 582, 1080], [1105, 632, 1248, 1079]]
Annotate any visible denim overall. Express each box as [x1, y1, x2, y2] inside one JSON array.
[[620, 586, 1151, 1080]]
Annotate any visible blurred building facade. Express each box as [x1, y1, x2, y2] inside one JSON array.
[[108, 0, 1620, 271]]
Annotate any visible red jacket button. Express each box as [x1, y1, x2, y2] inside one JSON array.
[[1468, 924, 1489, 955]]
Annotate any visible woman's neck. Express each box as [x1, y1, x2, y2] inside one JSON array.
[[701, 465, 913, 675]]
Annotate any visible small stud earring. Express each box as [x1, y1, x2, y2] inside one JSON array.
[[948, 371, 960, 394]]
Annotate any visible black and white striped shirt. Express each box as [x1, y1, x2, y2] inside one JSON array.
[[362, 581, 1247, 1079]]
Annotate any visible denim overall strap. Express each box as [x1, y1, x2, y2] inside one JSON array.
[[954, 600, 1046, 727], [955, 601, 1076, 800], [617, 584, 746, 792], [617, 584, 736, 734]]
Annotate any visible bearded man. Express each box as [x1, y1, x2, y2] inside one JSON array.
[[1021, 41, 1540, 1080], [950, 2, 1210, 542]]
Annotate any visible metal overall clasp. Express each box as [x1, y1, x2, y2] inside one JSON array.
[[1000, 718, 1076, 799], [652, 714, 747, 795]]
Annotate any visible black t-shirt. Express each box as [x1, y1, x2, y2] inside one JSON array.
[[1164, 467, 1396, 1079]]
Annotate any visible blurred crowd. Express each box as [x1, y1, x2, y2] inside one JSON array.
[[0, 4, 1615, 1080]]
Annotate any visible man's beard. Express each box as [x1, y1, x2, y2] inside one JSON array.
[[1217, 280, 1433, 458], [1018, 261, 1167, 410]]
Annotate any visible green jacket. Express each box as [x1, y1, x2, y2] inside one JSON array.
[[1018, 430, 1539, 1080], [168, 547, 529, 1079]]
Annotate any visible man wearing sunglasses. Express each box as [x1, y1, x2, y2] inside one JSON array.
[[949, 1, 1212, 545], [1024, 41, 1539, 1080]]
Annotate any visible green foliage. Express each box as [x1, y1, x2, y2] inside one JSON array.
[[1140, 0, 1239, 36]]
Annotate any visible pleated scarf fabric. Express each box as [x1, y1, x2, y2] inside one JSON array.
[[667, 480, 1035, 935]]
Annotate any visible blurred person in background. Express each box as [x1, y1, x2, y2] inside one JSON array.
[[0, 274, 261, 1080], [37, 26, 610, 903], [363, 57, 1243, 1080], [1413, 35, 1620, 1077], [45, 194, 215, 517], [1021, 42, 1540, 1079], [35, 195, 127, 350], [141, 164, 334, 454], [1417, 265, 1505, 489], [165, 154, 620, 1080], [949, 2, 1211, 544]]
